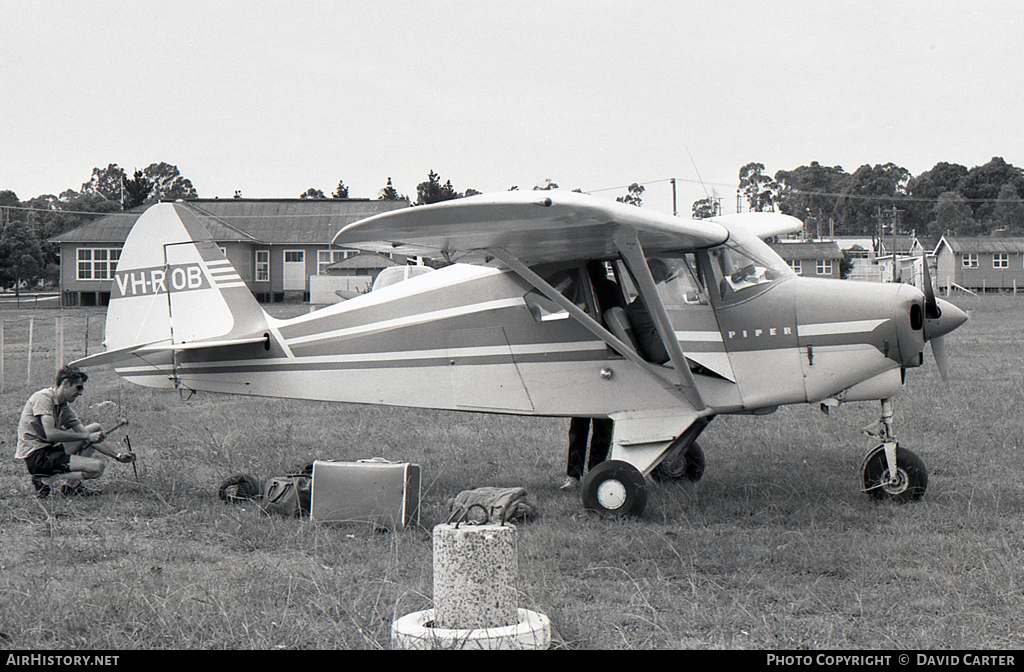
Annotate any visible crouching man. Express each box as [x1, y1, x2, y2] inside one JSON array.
[[15, 365, 129, 498]]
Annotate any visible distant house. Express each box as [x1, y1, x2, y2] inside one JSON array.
[[828, 237, 878, 282], [934, 235, 1024, 292], [309, 253, 399, 304], [49, 198, 410, 306], [768, 241, 843, 279]]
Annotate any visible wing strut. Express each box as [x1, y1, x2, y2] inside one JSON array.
[[486, 247, 707, 412], [614, 235, 708, 413]]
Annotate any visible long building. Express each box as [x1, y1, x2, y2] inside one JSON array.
[[934, 235, 1024, 292]]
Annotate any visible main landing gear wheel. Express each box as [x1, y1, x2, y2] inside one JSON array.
[[651, 441, 705, 483], [581, 460, 648, 517], [861, 444, 928, 502]]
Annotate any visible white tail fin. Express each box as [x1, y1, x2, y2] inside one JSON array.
[[104, 202, 269, 352]]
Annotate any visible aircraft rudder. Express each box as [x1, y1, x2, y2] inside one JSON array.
[[106, 203, 267, 351]]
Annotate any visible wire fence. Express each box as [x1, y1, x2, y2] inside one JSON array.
[[0, 313, 107, 393]]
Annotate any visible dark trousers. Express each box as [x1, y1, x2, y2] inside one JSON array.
[[566, 417, 613, 479]]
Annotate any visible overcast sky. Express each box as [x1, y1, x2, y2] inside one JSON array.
[[2, 0, 1022, 215]]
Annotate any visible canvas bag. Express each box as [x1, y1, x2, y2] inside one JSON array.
[[261, 472, 312, 517]]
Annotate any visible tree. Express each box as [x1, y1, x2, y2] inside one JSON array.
[[930, 191, 976, 237], [123, 169, 154, 210], [300, 188, 326, 199], [692, 196, 717, 219], [81, 164, 128, 207], [616, 183, 644, 207], [143, 162, 198, 202], [78, 162, 197, 209], [774, 162, 851, 234], [958, 157, 1024, 224], [738, 163, 776, 212], [0, 190, 24, 235], [0, 217, 45, 293], [839, 249, 856, 279], [24, 190, 120, 242], [416, 170, 461, 205], [534, 179, 559, 191], [988, 183, 1024, 234], [378, 177, 405, 201], [834, 163, 911, 236], [904, 162, 968, 232], [332, 180, 350, 199]]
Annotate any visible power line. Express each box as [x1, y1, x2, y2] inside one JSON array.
[[2, 185, 1019, 220]]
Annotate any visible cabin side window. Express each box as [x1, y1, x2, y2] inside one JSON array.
[[647, 254, 707, 310], [524, 263, 595, 323]]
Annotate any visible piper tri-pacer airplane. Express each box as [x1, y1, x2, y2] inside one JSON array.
[[74, 191, 968, 516]]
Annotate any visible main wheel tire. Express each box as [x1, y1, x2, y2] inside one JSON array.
[[651, 441, 705, 482], [581, 460, 648, 517], [861, 444, 928, 502]]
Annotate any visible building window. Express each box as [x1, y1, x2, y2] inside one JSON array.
[[317, 249, 354, 275], [993, 253, 1008, 269], [788, 259, 802, 275], [962, 254, 979, 268], [816, 259, 832, 275], [76, 247, 121, 281], [255, 250, 269, 282]]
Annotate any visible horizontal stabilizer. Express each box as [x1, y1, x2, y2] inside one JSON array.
[[72, 333, 270, 369]]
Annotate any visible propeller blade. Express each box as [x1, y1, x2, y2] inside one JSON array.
[[921, 252, 940, 321], [931, 335, 950, 381]]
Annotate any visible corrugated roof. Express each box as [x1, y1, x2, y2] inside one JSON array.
[[326, 253, 398, 270], [940, 236, 1024, 254], [49, 198, 410, 245], [769, 241, 843, 260]]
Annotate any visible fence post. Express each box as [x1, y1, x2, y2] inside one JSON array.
[[26, 317, 34, 387], [55, 317, 61, 381]]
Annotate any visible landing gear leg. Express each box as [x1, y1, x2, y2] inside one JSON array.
[[861, 398, 928, 502]]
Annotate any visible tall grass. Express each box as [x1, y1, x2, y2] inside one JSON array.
[[0, 294, 1021, 649]]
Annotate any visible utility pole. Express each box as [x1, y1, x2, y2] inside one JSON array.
[[671, 178, 677, 216], [891, 205, 902, 283]]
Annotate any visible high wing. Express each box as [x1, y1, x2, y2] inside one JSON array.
[[332, 190, 731, 265]]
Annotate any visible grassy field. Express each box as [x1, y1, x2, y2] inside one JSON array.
[[0, 293, 1021, 650]]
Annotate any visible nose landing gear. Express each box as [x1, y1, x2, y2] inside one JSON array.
[[860, 398, 928, 502]]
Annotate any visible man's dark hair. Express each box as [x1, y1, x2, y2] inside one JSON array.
[[55, 365, 88, 388]]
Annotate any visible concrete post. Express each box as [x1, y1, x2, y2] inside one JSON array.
[[432, 523, 518, 630]]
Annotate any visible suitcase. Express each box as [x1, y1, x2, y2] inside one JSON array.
[[310, 459, 421, 530]]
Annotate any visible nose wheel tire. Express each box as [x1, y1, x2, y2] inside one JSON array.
[[581, 460, 648, 517], [651, 441, 705, 482], [861, 444, 928, 502]]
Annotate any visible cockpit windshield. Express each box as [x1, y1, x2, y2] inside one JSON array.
[[702, 226, 794, 304]]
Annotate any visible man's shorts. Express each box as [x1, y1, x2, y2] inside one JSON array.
[[24, 446, 71, 477]]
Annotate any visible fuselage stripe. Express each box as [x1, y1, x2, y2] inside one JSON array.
[[283, 297, 526, 346], [797, 319, 888, 337]]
